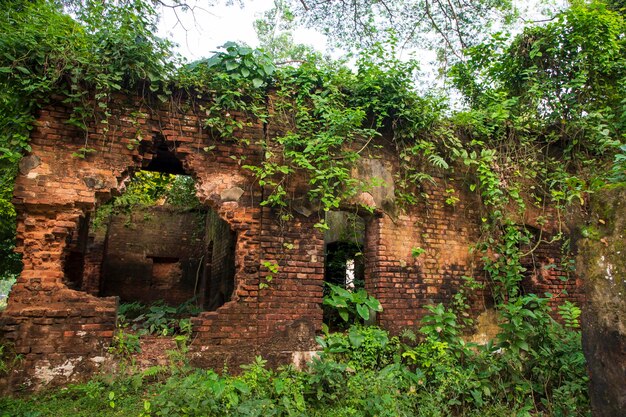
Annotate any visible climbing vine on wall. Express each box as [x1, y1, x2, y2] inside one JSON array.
[[1, 0, 625, 308], [0, 0, 174, 277]]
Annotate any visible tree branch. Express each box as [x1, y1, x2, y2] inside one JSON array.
[[424, 0, 464, 60]]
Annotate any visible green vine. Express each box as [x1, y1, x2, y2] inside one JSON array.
[[1, 2, 623, 323]]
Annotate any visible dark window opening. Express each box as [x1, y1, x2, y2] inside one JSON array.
[[149, 256, 180, 263], [322, 211, 366, 328], [325, 241, 365, 291], [201, 212, 237, 311], [63, 213, 90, 291], [519, 225, 543, 299], [141, 133, 186, 175]]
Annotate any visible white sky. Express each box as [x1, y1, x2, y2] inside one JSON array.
[[156, 0, 569, 63], [157, 0, 327, 61]]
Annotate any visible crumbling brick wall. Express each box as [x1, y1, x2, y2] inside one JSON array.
[[0, 94, 270, 389], [364, 197, 483, 334], [101, 207, 205, 305], [0, 92, 584, 391]]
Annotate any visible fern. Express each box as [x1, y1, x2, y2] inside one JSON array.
[[427, 153, 449, 170]]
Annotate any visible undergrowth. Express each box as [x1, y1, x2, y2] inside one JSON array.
[[0, 294, 588, 417]]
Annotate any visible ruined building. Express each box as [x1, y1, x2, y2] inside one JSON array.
[[0, 92, 583, 390]]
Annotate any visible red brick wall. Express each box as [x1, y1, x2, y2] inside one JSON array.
[[0, 92, 584, 391], [101, 207, 205, 305], [364, 183, 485, 333]]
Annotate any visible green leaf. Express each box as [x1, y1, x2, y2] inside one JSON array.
[[252, 78, 264, 88], [225, 60, 239, 71], [364, 297, 382, 312], [338, 309, 349, 322], [348, 327, 365, 347], [323, 297, 348, 308], [356, 303, 370, 320], [263, 64, 275, 76], [331, 284, 353, 299], [274, 378, 285, 394], [212, 380, 226, 397], [233, 379, 250, 394]]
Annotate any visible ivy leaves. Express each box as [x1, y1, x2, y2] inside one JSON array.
[[178, 43, 276, 140]]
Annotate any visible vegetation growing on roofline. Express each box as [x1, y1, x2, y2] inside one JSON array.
[[1, 1, 625, 273], [1, 1, 625, 412]]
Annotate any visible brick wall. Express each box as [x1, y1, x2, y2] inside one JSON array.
[[364, 184, 485, 333], [101, 206, 205, 305], [0, 92, 584, 391], [521, 231, 584, 309]]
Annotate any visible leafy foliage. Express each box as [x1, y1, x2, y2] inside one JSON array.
[[117, 299, 200, 337], [0, 0, 173, 279], [0, 294, 589, 416], [92, 171, 201, 230], [323, 283, 382, 325], [452, 1, 626, 171], [253, 0, 319, 63]]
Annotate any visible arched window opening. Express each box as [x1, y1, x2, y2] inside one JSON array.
[[97, 171, 208, 308], [59, 134, 237, 324]]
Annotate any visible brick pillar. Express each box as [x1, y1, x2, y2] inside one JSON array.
[[12, 210, 80, 300], [256, 208, 324, 365], [0, 206, 117, 392]]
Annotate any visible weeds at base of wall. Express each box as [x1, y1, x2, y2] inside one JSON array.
[[0, 343, 22, 377], [0, 298, 589, 417]]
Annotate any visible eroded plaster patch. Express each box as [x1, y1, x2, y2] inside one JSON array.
[[291, 351, 319, 370], [34, 357, 83, 385]]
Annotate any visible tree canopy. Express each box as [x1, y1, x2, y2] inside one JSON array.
[[286, 0, 519, 59]]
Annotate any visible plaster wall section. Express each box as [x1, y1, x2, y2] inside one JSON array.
[[574, 185, 626, 415]]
